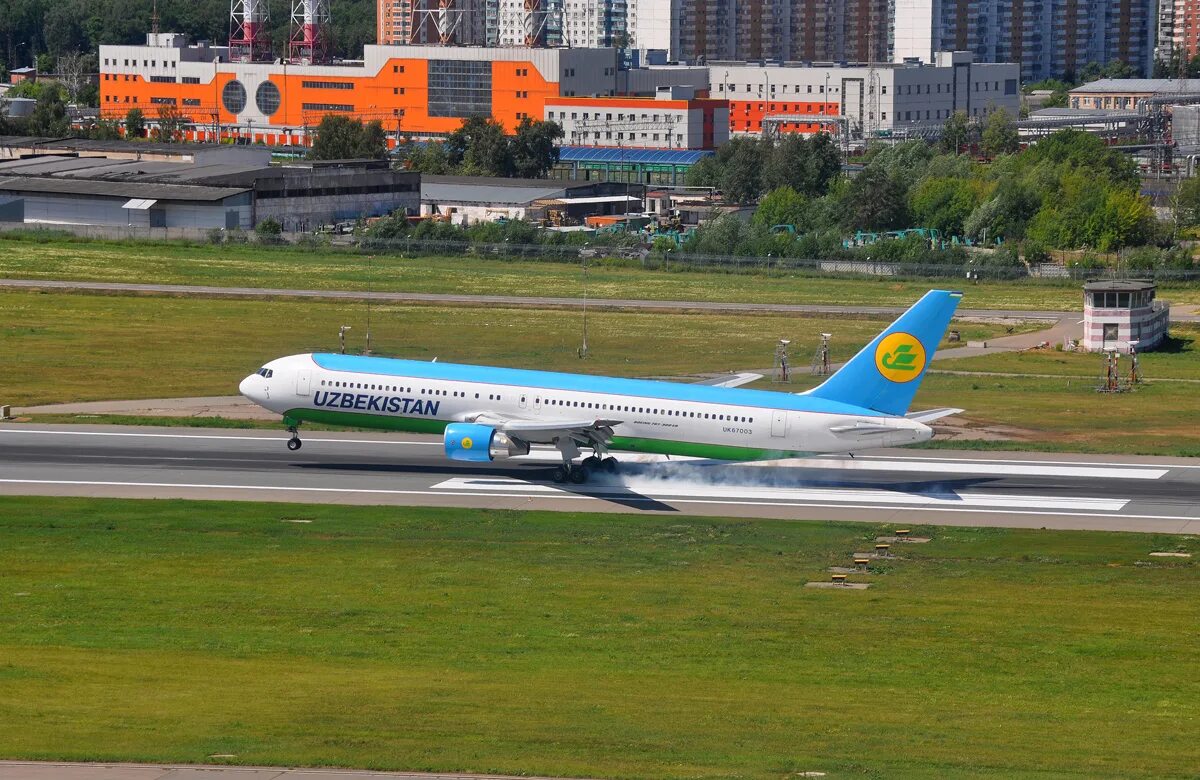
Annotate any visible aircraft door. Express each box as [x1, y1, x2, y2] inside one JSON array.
[[295, 369, 311, 396], [770, 410, 787, 438], [519, 394, 528, 410]]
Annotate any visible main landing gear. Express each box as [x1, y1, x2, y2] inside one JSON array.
[[551, 455, 619, 484]]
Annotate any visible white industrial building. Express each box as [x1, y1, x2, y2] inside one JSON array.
[[714, 52, 1019, 138], [545, 86, 729, 149]]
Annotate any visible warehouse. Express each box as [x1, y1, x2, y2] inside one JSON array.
[[420, 175, 641, 225], [0, 153, 418, 231]]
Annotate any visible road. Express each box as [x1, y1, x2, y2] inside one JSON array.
[[0, 278, 1084, 321], [0, 761, 584, 780], [2, 425, 1198, 534]]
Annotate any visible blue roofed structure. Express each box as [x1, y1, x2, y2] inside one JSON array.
[[553, 146, 713, 186]]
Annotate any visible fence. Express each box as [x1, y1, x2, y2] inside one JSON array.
[[5, 223, 1200, 283]]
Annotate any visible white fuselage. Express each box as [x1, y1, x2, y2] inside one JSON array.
[[240, 353, 933, 460]]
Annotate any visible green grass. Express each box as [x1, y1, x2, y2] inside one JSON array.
[[5, 234, 1199, 310], [0, 290, 1008, 407], [7, 289, 1200, 454], [0, 497, 1196, 778], [934, 324, 1200, 381]]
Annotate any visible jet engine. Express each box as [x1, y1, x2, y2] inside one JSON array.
[[444, 423, 529, 462]]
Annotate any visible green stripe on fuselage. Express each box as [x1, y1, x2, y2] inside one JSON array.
[[287, 408, 449, 434], [285, 409, 804, 461]]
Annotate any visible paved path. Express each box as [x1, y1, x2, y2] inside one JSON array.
[[2, 424, 1198, 534], [0, 278, 1083, 321], [0, 761, 587, 780]]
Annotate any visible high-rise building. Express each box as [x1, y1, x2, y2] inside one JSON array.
[[672, 0, 890, 64], [1163, 0, 1200, 60], [893, 0, 1155, 81], [788, 0, 889, 62], [378, 0, 488, 44]]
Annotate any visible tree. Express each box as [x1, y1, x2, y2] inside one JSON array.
[[510, 117, 563, 178], [718, 138, 764, 203], [762, 133, 841, 196], [395, 137, 452, 174], [447, 116, 513, 177], [752, 186, 808, 229], [309, 115, 387, 160], [1175, 175, 1200, 227], [981, 107, 1019, 157], [124, 107, 145, 139], [842, 165, 908, 231], [255, 217, 285, 244], [940, 111, 973, 154], [28, 87, 69, 135], [86, 118, 123, 140], [909, 176, 984, 236], [153, 103, 187, 142], [56, 51, 92, 104]]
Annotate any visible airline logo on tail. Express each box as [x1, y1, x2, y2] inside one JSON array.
[[875, 332, 927, 383]]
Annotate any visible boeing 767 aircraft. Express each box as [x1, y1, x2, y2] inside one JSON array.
[[239, 289, 963, 483]]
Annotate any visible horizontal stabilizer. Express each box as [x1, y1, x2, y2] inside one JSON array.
[[694, 372, 764, 388], [905, 407, 964, 424]]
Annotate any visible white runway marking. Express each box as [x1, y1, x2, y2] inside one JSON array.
[[0, 429, 1172, 478], [763, 458, 1168, 480], [0, 428, 442, 446], [1, 478, 1195, 525], [432, 477, 1130, 512]]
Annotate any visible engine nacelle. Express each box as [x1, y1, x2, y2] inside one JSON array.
[[444, 422, 529, 462]]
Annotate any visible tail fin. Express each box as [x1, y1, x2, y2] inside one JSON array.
[[805, 289, 962, 416]]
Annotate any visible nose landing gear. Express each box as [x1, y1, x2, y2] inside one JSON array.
[[286, 424, 302, 451]]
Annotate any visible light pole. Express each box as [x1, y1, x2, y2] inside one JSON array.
[[338, 325, 352, 354], [579, 256, 590, 359]]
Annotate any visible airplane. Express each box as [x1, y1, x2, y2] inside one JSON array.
[[239, 289, 963, 483]]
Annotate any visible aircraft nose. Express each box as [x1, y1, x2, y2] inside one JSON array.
[[239, 374, 264, 403]]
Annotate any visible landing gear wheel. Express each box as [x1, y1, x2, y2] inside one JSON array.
[[287, 437, 302, 451], [552, 465, 570, 484], [582, 455, 602, 470], [568, 464, 589, 484], [602, 457, 619, 473]]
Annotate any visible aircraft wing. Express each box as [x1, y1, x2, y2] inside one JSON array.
[[693, 372, 763, 388], [469, 412, 623, 445]]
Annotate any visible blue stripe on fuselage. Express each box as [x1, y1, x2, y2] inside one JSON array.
[[309, 353, 885, 417]]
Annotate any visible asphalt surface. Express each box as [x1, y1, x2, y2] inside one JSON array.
[[2, 424, 1198, 534], [0, 278, 1084, 321], [0, 762, 585, 780]]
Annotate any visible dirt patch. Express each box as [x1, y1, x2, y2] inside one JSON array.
[[932, 416, 1042, 442]]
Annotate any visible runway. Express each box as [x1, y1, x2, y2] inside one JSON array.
[[2, 424, 1199, 534]]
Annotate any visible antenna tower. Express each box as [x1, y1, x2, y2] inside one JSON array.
[[229, 0, 272, 63], [290, 0, 332, 64]]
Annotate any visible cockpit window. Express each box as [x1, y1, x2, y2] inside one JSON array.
[[256, 368, 274, 378]]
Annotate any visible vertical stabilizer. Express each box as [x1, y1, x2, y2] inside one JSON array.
[[803, 290, 962, 415]]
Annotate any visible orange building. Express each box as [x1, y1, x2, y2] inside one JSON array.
[[100, 34, 619, 145]]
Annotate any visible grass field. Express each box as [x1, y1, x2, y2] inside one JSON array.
[[5, 234, 1200, 310], [0, 497, 1196, 778], [0, 290, 1010, 407], [934, 324, 1200, 380], [7, 290, 1200, 454]]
